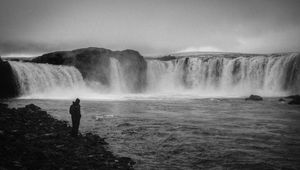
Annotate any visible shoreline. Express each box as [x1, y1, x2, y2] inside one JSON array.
[[0, 103, 135, 169]]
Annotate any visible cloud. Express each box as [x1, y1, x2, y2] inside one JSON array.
[[235, 25, 300, 53], [1, 53, 40, 58], [1, 0, 300, 55], [177, 46, 222, 53], [0, 42, 42, 56]]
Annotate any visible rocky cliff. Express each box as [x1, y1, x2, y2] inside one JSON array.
[[32, 47, 147, 92], [0, 58, 19, 99]]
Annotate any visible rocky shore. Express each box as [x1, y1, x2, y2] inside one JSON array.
[[0, 103, 135, 170]]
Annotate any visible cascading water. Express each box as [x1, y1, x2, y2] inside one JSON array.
[[147, 59, 186, 92], [6, 53, 300, 99], [9, 61, 87, 98], [146, 53, 300, 97], [110, 58, 128, 93]]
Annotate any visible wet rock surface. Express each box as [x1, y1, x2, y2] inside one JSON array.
[[0, 58, 19, 99], [285, 95, 300, 105], [245, 95, 263, 101], [0, 103, 135, 170]]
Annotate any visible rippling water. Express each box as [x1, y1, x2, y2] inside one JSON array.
[[6, 98, 300, 169]]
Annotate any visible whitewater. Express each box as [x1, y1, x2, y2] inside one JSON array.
[[8, 53, 300, 100]]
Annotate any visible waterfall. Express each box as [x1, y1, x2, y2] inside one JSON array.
[[147, 59, 185, 92], [110, 58, 128, 93], [6, 52, 299, 99], [9, 61, 86, 97], [146, 53, 300, 96]]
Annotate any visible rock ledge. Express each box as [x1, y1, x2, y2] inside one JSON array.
[[0, 103, 134, 170]]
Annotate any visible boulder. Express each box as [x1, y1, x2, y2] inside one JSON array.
[[285, 95, 300, 105], [285, 95, 300, 100], [245, 95, 263, 101], [288, 100, 300, 105]]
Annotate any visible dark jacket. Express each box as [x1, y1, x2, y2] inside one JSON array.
[[69, 102, 81, 117]]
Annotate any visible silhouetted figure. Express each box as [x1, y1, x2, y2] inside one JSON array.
[[69, 98, 81, 137]]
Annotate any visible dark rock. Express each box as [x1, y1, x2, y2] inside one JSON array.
[[24, 133, 38, 140], [285, 95, 300, 105], [118, 157, 135, 166], [0, 104, 135, 169], [117, 122, 132, 127], [0, 60, 19, 99], [42, 133, 57, 138], [157, 55, 176, 61], [0, 103, 8, 108], [245, 95, 263, 101], [285, 95, 300, 100], [85, 132, 108, 145], [288, 100, 300, 105], [278, 98, 285, 102], [25, 104, 41, 112]]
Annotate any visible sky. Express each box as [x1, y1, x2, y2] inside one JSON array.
[[0, 0, 300, 57]]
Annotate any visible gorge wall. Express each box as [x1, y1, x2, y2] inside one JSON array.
[[0, 58, 19, 98]]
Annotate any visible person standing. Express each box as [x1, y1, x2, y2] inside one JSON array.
[[69, 98, 81, 137]]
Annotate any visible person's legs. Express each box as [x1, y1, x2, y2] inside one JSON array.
[[73, 116, 80, 136], [71, 116, 76, 136]]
